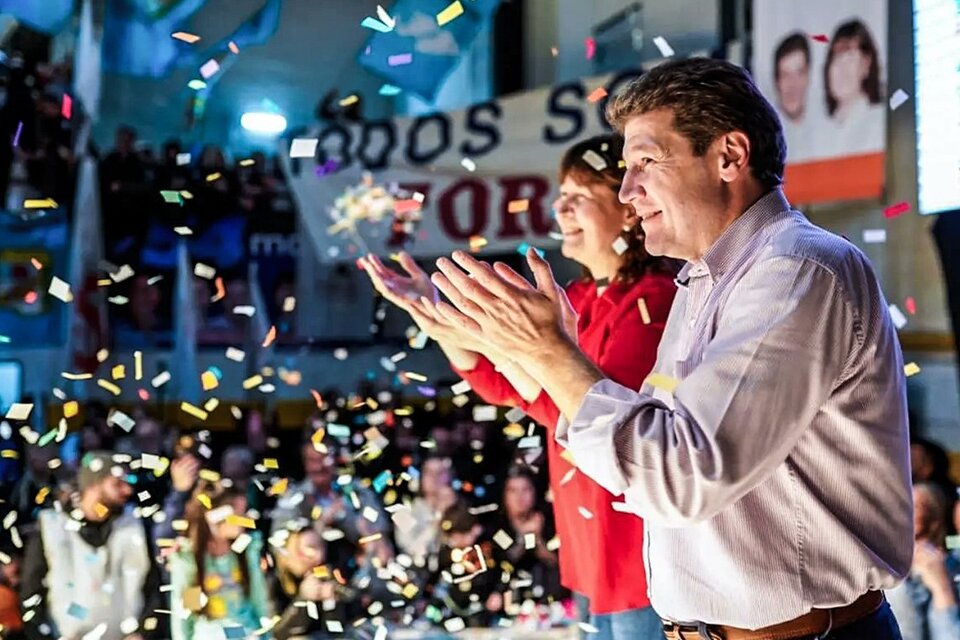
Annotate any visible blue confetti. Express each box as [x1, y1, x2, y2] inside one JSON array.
[[361, 16, 392, 33], [379, 84, 401, 96], [373, 470, 393, 493]]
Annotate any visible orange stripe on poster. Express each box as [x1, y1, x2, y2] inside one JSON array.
[[783, 152, 885, 205]]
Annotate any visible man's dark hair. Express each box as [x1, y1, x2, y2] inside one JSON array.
[[606, 58, 786, 190], [773, 32, 811, 80]]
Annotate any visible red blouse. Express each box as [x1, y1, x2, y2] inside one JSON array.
[[454, 271, 676, 614]]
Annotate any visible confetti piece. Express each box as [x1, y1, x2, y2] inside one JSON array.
[[176, 153, 191, 166], [111, 364, 125, 379], [334, 348, 349, 360], [581, 149, 607, 171], [524, 532, 536, 549], [228, 41, 239, 54], [5, 403, 32, 421], [473, 405, 497, 422], [361, 16, 393, 32], [612, 237, 629, 255], [560, 468, 576, 486], [379, 84, 401, 96], [586, 87, 608, 103], [201, 371, 219, 391], [205, 172, 221, 183], [883, 201, 911, 218], [188, 79, 206, 90], [889, 89, 910, 110], [151, 371, 170, 388], [97, 379, 121, 396], [110, 264, 135, 283], [30, 257, 42, 270], [508, 199, 529, 214], [134, 350, 143, 380], [518, 435, 541, 449], [231, 533, 252, 554], [584, 37, 596, 60], [645, 372, 680, 393], [444, 618, 466, 633], [388, 53, 412, 66], [810, 33, 829, 43], [579, 622, 600, 634], [904, 362, 921, 377], [243, 375, 264, 390], [225, 347, 245, 362], [436, 1, 464, 26], [516, 242, 545, 258], [61, 94, 73, 119], [24, 198, 58, 209], [48, 276, 73, 303], [180, 402, 208, 421], [97, 349, 109, 362], [233, 305, 255, 317], [551, 46, 559, 57], [638, 298, 651, 324], [199, 58, 220, 79], [262, 325, 277, 347], [862, 229, 887, 244], [282, 296, 296, 312], [451, 380, 472, 395], [67, 602, 88, 620], [108, 409, 136, 432], [468, 235, 488, 251], [194, 263, 216, 279], [394, 198, 422, 214], [61, 372, 93, 380], [13, 120, 22, 147], [888, 304, 908, 329], [339, 94, 359, 107], [160, 190, 183, 204], [652, 36, 675, 57], [172, 32, 201, 43], [225, 514, 256, 529], [63, 400, 79, 418], [290, 138, 319, 158], [493, 529, 514, 549], [905, 297, 917, 315], [578, 506, 594, 519], [376, 4, 395, 28]]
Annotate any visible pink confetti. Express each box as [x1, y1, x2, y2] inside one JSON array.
[[61, 94, 72, 120], [388, 53, 412, 66], [199, 58, 220, 79], [883, 201, 911, 218], [905, 297, 917, 315], [810, 34, 829, 43], [585, 37, 596, 60]]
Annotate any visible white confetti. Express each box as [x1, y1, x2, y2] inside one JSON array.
[[888, 304, 908, 330], [5, 403, 32, 421], [652, 36, 675, 57], [862, 229, 887, 244], [505, 406, 526, 423], [289, 138, 319, 158], [612, 236, 629, 255], [578, 506, 594, 519], [451, 380, 472, 395], [175, 153, 191, 166], [233, 305, 255, 317], [472, 405, 497, 422], [108, 410, 136, 432], [151, 371, 171, 388], [390, 507, 417, 533], [889, 89, 910, 111], [48, 276, 73, 303], [193, 263, 216, 279], [225, 347, 246, 362], [493, 529, 514, 550], [581, 149, 607, 171], [199, 58, 220, 79], [460, 157, 476, 172], [518, 435, 541, 449]]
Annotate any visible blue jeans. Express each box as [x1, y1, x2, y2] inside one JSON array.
[[809, 601, 903, 640], [575, 592, 665, 640]]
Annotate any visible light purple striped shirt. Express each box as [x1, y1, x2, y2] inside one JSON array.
[[555, 189, 913, 628]]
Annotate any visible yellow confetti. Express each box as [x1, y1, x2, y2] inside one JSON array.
[[205, 172, 221, 182], [644, 372, 680, 393], [201, 371, 219, 391], [24, 198, 58, 209], [199, 470, 221, 482], [134, 350, 143, 380], [239, 158, 255, 167], [0, 450, 17, 459], [904, 362, 921, 377], [94, 502, 109, 518], [97, 348, 109, 362], [339, 94, 359, 106], [97, 379, 121, 396], [359, 532, 383, 545], [402, 583, 419, 599], [196, 494, 212, 509], [242, 375, 263, 390], [204, 398, 219, 412], [225, 514, 256, 529], [180, 402, 208, 421], [507, 199, 529, 214], [436, 0, 464, 26], [638, 298, 651, 324], [263, 458, 279, 469], [35, 486, 50, 505], [269, 478, 289, 496], [404, 371, 427, 382], [112, 364, 125, 380], [469, 235, 488, 251], [63, 401, 79, 418], [171, 31, 201, 44], [62, 371, 93, 380]]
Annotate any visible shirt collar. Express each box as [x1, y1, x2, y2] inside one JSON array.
[[685, 188, 791, 283]]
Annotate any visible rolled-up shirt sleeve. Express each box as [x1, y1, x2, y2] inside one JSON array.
[[556, 257, 858, 526]]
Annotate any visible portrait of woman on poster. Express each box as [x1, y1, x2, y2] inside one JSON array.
[[825, 18, 883, 124]]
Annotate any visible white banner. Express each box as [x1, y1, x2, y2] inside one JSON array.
[[282, 69, 643, 262]]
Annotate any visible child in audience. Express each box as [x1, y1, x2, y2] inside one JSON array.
[[169, 483, 272, 640]]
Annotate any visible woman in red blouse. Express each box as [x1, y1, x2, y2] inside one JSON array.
[[360, 134, 678, 639]]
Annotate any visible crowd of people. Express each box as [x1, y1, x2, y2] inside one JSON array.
[[98, 126, 298, 348], [0, 389, 570, 640]]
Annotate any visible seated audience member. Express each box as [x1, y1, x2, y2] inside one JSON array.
[[271, 429, 394, 581], [0, 547, 23, 639], [495, 467, 561, 603], [394, 455, 457, 564], [21, 451, 160, 640], [428, 501, 505, 627], [269, 526, 349, 640], [888, 482, 960, 640], [168, 483, 271, 640]]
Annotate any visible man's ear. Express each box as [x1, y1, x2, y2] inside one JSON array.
[[716, 131, 752, 183]]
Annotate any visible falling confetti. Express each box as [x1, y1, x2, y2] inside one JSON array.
[[809, 33, 829, 43], [199, 58, 220, 79], [172, 32, 201, 44], [652, 36, 675, 57], [388, 53, 413, 66], [584, 37, 596, 60], [436, 1, 464, 26], [889, 89, 910, 111], [586, 87, 608, 103], [883, 201, 911, 218], [290, 138, 319, 158]]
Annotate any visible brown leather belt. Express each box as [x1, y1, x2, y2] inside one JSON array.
[[662, 590, 884, 640]]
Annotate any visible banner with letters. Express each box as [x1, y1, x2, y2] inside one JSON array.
[[282, 69, 644, 263], [753, 0, 888, 205]]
